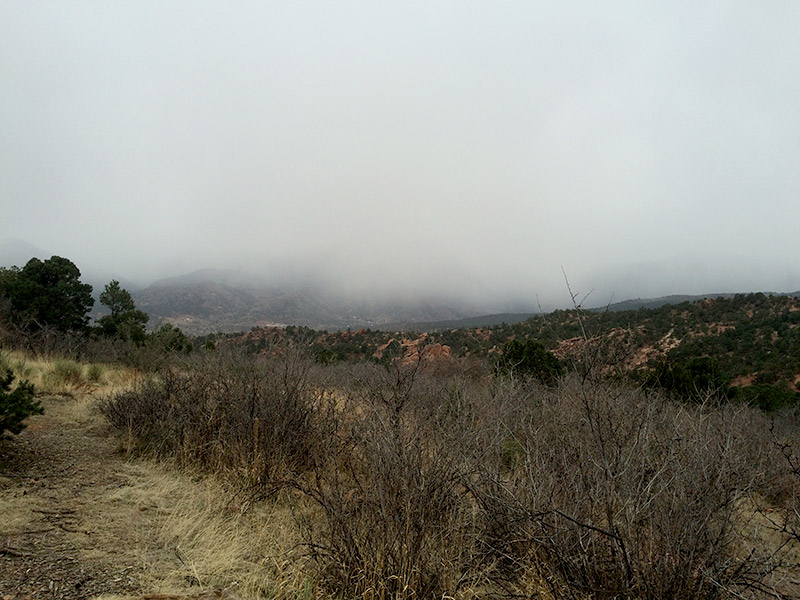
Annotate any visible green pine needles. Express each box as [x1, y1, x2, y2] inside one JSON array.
[[0, 368, 42, 437]]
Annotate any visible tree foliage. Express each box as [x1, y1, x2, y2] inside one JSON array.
[[0, 256, 93, 332], [0, 369, 42, 437], [97, 280, 148, 342], [643, 356, 731, 402], [496, 338, 564, 385], [729, 383, 800, 411], [149, 323, 193, 353]]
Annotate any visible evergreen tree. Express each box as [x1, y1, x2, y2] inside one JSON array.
[[97, 280, 149, 342], [496, 338, 564, 386], [0, 369, 42, 437], [1, 256, 93, 332]]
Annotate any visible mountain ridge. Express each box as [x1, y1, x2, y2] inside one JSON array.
[[134, 278, 482, 335]]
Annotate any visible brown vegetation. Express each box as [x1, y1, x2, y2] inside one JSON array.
[[98, 347, 800, 599]]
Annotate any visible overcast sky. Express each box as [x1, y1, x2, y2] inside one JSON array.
[[2, 2, 799, 309]]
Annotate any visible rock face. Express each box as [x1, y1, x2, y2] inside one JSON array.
[[374, 333, 452, 367]]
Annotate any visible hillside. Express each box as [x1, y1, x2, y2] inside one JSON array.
[[375, 295, 743, 331], [224, 292, 800, 405]]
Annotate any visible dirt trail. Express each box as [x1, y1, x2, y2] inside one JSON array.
[[0, 394, 168, 599]]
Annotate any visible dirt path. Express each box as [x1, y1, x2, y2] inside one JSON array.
[[0, 394, 164, 599]]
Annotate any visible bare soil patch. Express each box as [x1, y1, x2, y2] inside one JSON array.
[[0, 394, 174, 600]]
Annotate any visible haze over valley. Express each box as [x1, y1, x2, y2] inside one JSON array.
[[0, 1, 800, 318], [4, 235, 800, 334], [2, 2, 799, 321]]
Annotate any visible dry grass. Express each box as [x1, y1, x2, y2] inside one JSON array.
[[1, 434, 311, 599], [0, 487, 50, 537], [12, 347, 798, 599], [2, 349, 315, 599], [102, 462, 312, 599], [0, 350, 141, 430], [1, 349, 140, 398]]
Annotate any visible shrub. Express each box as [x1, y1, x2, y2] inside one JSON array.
[[645, 356, 731, 401], [731, 383, 800, 411], [99, 348, 799, 598], [100, 349, 321, 488], [148, 324, 193, 353], [496, 338, 564, 385], [293, 363, 489, 599], [0, 369, 42, 436], [475, 378, 782, 599], [53, 358, 84, 384]]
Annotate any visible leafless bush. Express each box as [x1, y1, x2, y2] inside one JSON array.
[[99, 341, 800, 598], [292, 360, 496, 599], [475, 376, 787, 599], [100, 347, 325, 491], [764, 410, 800, 587]]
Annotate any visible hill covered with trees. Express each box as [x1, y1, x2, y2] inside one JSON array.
[[220, 292, 800, 409]]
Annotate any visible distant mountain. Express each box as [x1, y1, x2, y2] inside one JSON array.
[[149, 268, 271, 290], [132, 264, 800, 337], [134, 272, 481, 335], [593, 292, 800, 313], [592, 294, 738, 312], [0, 238, 47, 269], [137, 281, 258, 320]]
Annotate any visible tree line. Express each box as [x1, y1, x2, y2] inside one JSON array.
[[0, 256, 146, 340]]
